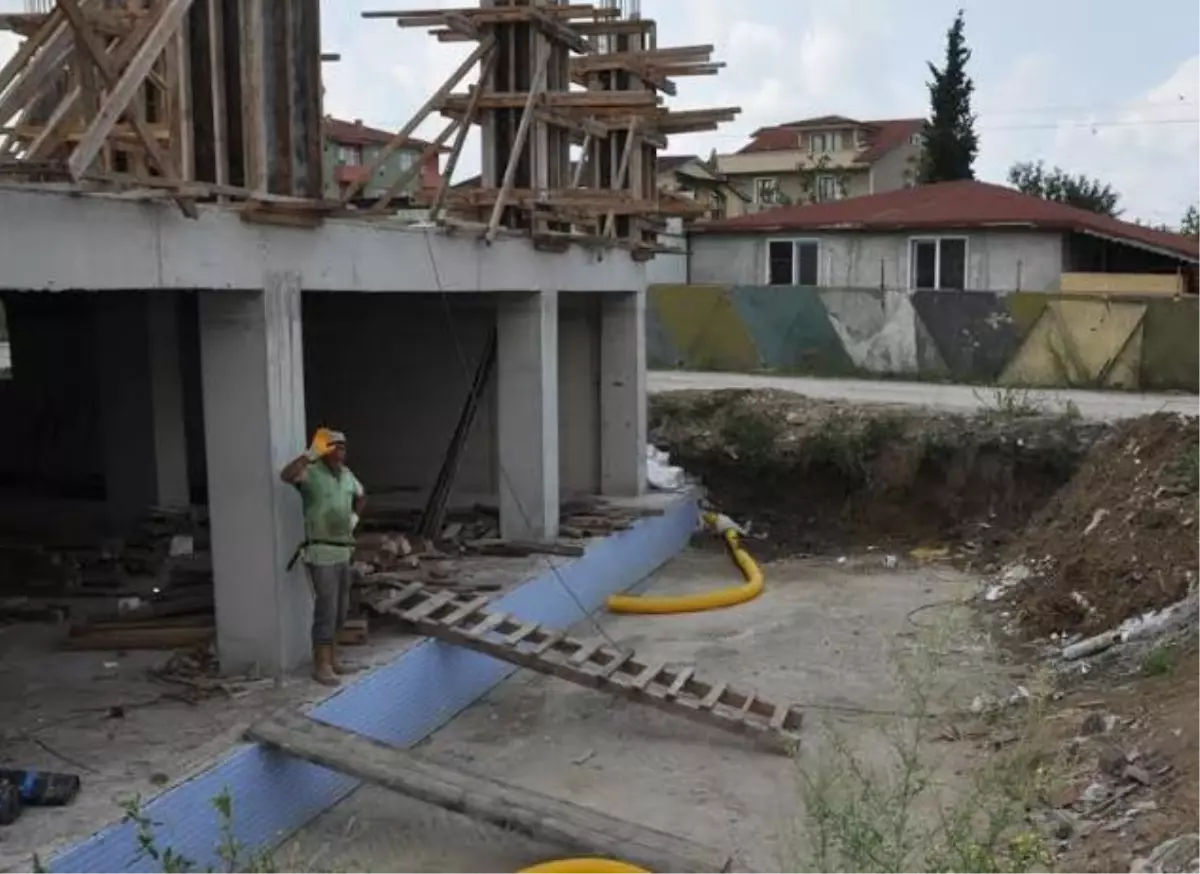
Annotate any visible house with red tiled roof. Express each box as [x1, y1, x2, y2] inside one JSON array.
[[322, 116, 450, 205], [713, 116, 925, 219], [688, 180, 1199, 294], [655, 154, 747, 222]]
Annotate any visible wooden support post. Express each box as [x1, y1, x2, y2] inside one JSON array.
[[603, 116, 637, 238], [341, 36, 494, 204], [248, 712, 732, 874], [367, 115, 458, 214], [429, 48, 496, 223], [484, 40, 549, 243], [65, 0, 196, 182]]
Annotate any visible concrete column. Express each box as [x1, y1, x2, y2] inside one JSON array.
[[147, 294, 190, 508], [558, 296, 600, 497], [198, 274, 308, 677], [95, 291, 190, 527], [496, 290, 559, 540], [599, 290, 647, 496]]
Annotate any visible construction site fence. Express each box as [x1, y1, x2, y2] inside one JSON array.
[[647, 284, 1200, 393]]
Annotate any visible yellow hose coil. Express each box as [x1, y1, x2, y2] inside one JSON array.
[[519, 860, 649, 873], [605, 511, 764, 615]]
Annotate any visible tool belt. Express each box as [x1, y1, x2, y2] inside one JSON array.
[[286, 538, 357, 571]]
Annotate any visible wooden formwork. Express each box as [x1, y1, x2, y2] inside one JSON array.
[[0, 0, 327, 222], [357, 0, 740, 256]]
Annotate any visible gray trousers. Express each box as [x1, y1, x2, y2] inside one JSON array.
[[306, 562, 352, 646]]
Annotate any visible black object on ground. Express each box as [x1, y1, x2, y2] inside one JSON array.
[[0, 782, 21, 825], [0, 769, 82, 806]]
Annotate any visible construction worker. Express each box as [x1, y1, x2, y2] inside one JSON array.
[[280, 428, 366, 686]]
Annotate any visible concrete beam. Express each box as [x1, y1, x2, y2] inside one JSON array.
[[497, 291, 559, 540], [199, 273, 308, 676], [0, 187, 647, 294], [599, 290, 647, 496]]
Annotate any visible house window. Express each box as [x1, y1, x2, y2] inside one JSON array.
[[767, 240, 820, 286], [709, 190, 726, 221], [336, 144, 361, 165], [816, 175, 841, 202], [910, 237, 967, 290], [754, 177, 781, 206], [909, 132, 923, 147], [809, 133, 830, 154]]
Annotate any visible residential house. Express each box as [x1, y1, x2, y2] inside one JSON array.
[[323, 116, 447, 205], [655, 154, 746, 221], [714, 115, 924, 218], [688, 180, 1200, 293]]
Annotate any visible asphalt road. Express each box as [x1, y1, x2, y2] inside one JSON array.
[[648, 370, 1199, 421]]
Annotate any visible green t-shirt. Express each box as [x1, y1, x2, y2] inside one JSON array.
[[295, 462, 363, 566]]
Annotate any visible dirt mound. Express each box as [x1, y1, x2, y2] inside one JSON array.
[[1006, 413, 1199, 637], [650, 389, 1104, 558]]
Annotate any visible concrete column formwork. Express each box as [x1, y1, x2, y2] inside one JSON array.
[[198, 274, 308, 676], [497, 290, 559, 541], [600, 290, 648, 496]]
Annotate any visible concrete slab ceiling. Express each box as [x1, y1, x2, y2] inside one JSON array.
[[0, 187, 647, 294]]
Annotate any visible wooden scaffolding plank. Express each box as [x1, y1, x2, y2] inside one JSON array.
[[248, 712, 731, 874], [384, 586, 802, 755]]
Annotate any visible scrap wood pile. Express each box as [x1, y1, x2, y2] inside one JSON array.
[[994, 413, 1199, 640], [354, 498, 659, 614], [0, 507, 217, 651]]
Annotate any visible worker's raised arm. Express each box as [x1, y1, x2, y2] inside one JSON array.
[[279, 453, 312, 485]]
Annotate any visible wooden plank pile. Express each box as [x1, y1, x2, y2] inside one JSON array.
[[0, 506, 220, 650]]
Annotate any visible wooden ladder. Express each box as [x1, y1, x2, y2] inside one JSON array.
[[368, 585, 803, 755]]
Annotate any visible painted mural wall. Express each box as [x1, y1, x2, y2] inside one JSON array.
[[647, 284, 1199, 392]]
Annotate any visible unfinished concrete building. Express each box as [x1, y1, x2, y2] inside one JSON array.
[[0, 1, 738, 676]]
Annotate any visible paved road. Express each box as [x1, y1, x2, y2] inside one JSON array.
[[649, 370, 1198, 421]]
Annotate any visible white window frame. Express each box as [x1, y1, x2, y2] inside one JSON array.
[[909, 132, 923, 147], [808, 132, 829, 154], [816, 174, 841, 202], [336, 144, 361, 165], [907, 235, 969, 290], [765, 237, 822, 286], [753, 176, 781, 206]]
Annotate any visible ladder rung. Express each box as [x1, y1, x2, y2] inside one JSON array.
[[738, 692, 756, 718], [401, 591, 457, 622], [665, 666, 694, 699], [439, 595, 491, 628], [630, 661, 664, 690], [503, 621, 540, 646], [570, 640, 603, 666], [598, 649, 634, 679], [382, 582, 426, 611], [531, 630, 565, 655], [769, 704, 788, 731], [699, 682, 727, 710], [468, 612, 509, 638]]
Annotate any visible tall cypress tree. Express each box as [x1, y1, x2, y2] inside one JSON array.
[[919, 10, 978, 183]]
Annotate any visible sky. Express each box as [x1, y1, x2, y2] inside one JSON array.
[[1, 0, 1197, 225]]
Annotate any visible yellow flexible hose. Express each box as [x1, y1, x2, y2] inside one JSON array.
[[605, 512, 764, 615], [518, 860, 649, 873]]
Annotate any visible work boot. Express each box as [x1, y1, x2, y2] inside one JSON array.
[[330, 644, 363, 676], [312, 644, 340, 687]]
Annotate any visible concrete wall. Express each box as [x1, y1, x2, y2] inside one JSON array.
[[689, 229, 1064, 291], [302, 293, 499, 500], [648, 283, 1200, 392]]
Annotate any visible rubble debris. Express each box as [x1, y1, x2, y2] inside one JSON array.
[[146, 643, 273, 700], [1005, 414, 1198, 637], [1131, 834, 1200, 874]]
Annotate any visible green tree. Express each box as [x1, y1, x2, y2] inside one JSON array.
[[1007, 161, 1122, 216], [918, 9, 978, 183], [794, 154, 850, 204], [1180, 204, 1199, 236]]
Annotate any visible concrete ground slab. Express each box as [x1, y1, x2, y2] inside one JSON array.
[[285, 548, 1004, 872], [0, 544, 623, 872], [649, 370, 1198, 421]]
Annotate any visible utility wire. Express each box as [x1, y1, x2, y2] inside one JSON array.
[[421, 231, 622, 651]]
